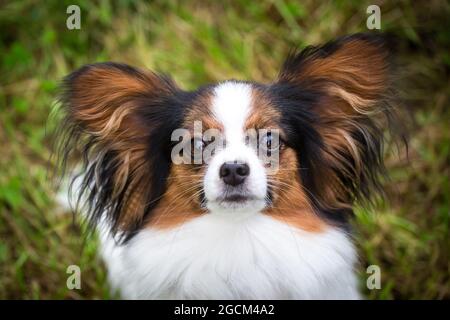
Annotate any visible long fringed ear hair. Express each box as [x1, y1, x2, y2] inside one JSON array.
[[275, 33, 405, 224], [54, 62, 185, 242]]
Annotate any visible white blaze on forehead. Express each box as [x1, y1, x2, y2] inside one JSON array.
[[211, 82, 252, 146], [204, 81, 267, 212]]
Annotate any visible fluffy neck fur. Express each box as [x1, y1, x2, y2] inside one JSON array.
[[99, 211, 360, 299]]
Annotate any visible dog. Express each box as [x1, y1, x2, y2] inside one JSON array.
[[55, 33, 400, 299]]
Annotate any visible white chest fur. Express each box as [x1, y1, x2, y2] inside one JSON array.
[[99, 212, 360, 299]]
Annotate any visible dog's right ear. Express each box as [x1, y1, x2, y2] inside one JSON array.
[[56, 62, 181, 240]]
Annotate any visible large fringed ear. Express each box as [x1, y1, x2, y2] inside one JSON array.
[[55, 62, 181, 240], [277, 33, 401, 216]]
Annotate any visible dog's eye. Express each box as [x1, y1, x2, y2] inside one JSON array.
[[190, 137, 206, 164], [261, 132, 273, 150], [193, 137, 205, 151], [259, 131, 284, 155], [260, 132, 281, 149]]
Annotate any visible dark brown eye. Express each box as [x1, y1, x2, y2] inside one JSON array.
[[260, 132, 281, 149], [259, 131, 284, 156], [193, 137, 205, 152], [190, 137, 206, 164], [261, 132, 273, 149]]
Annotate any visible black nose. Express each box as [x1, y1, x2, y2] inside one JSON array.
[[219, 162, 250, 186]]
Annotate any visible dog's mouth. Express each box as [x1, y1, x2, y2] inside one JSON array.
[[220, 194, 252, 203], [204, 184, 269, 213], [209, 187, 267, 211], [217, 187, 255, 204], [200, 190, 253, 205]]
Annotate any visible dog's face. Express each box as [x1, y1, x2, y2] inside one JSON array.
[[57, 34, 395, 240], [174, 82, 289, 216], [181, 83, 272, 214]]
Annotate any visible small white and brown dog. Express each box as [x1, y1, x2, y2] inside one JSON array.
[[55, 33, 401, 299]]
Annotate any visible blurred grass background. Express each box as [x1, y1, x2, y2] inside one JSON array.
[[0, 0, 449, 299]]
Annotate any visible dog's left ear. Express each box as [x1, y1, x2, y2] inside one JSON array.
[[56, 62, 182, 240], [278, 33, 398, 212]]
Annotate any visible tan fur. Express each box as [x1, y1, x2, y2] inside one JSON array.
[[265, 148, 324, 232]]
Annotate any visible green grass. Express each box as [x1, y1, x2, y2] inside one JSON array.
[[0, 0, 449, 299]]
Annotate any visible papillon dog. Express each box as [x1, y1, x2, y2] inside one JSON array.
[[55, 33, 401, 299]]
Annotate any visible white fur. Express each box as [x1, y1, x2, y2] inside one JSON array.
[[211, 81, 251, 146], [100, 213, 360, 299]]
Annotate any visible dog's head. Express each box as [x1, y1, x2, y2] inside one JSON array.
[[56, 33, 399, 240]]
